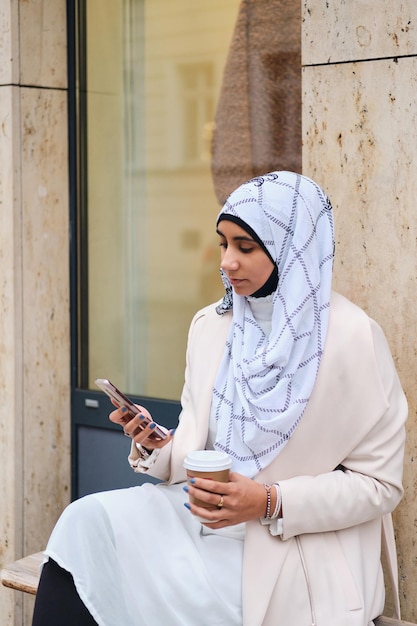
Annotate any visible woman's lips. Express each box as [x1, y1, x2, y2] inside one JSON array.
[[228, 278, 245, 286]]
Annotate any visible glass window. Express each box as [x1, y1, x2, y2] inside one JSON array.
[[84, 1, 239, 399], [80, 0, 301, 401]]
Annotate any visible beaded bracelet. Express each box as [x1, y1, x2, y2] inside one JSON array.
[[263, 483, 272, 519], [271, 483, 282, 519]]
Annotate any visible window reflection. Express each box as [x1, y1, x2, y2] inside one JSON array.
[[179, 63, 215, 163], [84, 0, 301, 400]]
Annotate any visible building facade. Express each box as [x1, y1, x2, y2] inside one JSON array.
[[0, 1, 416, 624]]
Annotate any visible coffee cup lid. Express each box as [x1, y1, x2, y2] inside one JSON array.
[[183, 450, 232, 472]]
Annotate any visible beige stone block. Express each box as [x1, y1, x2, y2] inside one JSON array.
[[20, 86, 71, 553], [0, 0, 19, 84], [20, 0, 67, 88], [303, 1, 417, 64], [303, 58, 417, 620], [0, 83, 24, 625]]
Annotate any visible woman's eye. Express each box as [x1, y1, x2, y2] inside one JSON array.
[[218, 242, 227, 249], [240, 247, 253, 254]]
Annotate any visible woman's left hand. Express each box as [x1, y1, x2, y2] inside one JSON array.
[[184, 472, 272, 528]]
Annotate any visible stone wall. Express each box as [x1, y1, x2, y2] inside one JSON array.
[[0, 2, 71, 624], [0, 1, 416, 624], [302, 2, 417, 621]]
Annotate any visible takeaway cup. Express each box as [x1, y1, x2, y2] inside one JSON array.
[[183, 450, 232, 511]]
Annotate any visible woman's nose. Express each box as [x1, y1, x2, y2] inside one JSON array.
[[221, 247, 239, 271]]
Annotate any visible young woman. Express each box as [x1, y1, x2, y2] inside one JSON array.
[[32, 171, 407, 626]]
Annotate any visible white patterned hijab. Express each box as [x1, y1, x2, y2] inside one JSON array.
[[212, 171, 335, 477]]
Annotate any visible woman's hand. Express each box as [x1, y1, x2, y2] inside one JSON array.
[[109, 403, 174, 450], [184, 472, 276, 528]]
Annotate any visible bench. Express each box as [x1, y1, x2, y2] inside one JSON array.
[[1, 552, 43, 595], [1, 553, 416, 625], [375, 620, 417, 626]]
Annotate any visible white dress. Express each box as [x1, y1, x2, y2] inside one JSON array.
[[44, 298, 272, 626], [45, 483, 244, 626]]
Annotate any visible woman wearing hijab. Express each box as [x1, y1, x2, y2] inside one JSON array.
[[32, 171, 407, 626]]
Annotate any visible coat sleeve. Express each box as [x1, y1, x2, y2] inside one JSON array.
[[128, 307, 212, 482], [278, 318, 407, 541], [126, 309, 202, 481]]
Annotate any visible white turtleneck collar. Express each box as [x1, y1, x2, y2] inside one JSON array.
[[246, 293, 274, 336]]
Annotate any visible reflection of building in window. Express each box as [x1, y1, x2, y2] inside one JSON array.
[[178, 63, 215, 164], [254, 51, 301, 163], [211, 0, 302, 204]]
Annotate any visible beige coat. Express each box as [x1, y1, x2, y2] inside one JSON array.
[[130, 292, 407, 626]]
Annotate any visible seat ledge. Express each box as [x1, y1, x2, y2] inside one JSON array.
[[375, 617, 417, 626], [1, 551, 44, 595], [1, 552, 416, 626]]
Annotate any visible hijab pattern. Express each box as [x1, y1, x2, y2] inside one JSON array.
[[216, 269, 234, 315], [212, 171, 334, 477]]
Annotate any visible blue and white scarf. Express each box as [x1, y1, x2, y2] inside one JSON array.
[[212, 171, 335, 477]]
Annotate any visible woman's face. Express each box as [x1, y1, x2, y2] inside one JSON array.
[[216, 220, 275, 296]]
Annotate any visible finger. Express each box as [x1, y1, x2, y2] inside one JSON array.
[[131, 421, 157, 444], [186, 483, 227, 510], [132, 423, 173, 448], [142, 429, 175, 450], [184, 500, 230, 528], [133, 404, 153, 421], [187, 476, 230, 495], [124, 412, 148, 437], [109, 406, 134, 426]]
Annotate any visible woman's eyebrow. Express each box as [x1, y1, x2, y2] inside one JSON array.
[[216, 228, 256, 243]]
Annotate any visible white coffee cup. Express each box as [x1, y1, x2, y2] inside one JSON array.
[[183, 450, 232, 510]]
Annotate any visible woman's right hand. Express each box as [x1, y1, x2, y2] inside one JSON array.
[[109, 403, 174, 451]]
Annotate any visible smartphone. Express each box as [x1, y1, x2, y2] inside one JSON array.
[[95, 378, 167, 440]]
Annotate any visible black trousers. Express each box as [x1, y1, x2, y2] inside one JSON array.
[[32, 559, 98, 626]]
